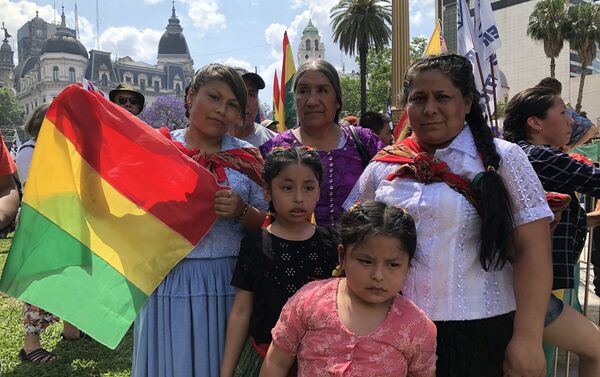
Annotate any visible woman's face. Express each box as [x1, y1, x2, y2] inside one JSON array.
[[187, 79, 242, 141], [533, 96, 574, 148], [406, 70, 472, 153], [294, 70, 340, 129]]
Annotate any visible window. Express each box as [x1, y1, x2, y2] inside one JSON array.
[[306, 39, 311, 51], [68, 67, 76, 82], [154, 80, 160, 92], [176, 83, 181, 96], [126, 76, 131, 84], [101, 74, 108, 87], [53, 66, 59, 82], [140, 79, 146, 90], [315, 40, 319, 51], [305, 55, 309, 60]]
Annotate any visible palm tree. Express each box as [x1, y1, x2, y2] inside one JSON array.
[[527, 0, 569, 78], [566, 2, 600, 113], [330, 0, 392, 115]]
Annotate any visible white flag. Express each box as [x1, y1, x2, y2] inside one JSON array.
[[475, 0, 502, 61], [457, 0, 498, 122], [9, 128, 21, 159]]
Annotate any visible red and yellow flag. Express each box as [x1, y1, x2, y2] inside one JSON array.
[[273, 69, 282, 126], [423, 19, 448, 57], [0, 85, 221, 349], [279, 31, 296, 132]]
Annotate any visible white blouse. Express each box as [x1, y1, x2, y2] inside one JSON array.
[[344, 126, 552, 321]]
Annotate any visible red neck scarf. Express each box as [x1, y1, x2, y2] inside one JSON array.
[[372, 137, 480, 211], [159, 128, 264, 187]]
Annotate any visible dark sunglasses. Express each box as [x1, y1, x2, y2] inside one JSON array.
[[117, 96, 139, 106]]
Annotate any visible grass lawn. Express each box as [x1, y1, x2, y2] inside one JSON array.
[[0, 235, 133, 377]]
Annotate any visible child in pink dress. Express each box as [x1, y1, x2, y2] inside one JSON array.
[[260, 201, 437, 377]]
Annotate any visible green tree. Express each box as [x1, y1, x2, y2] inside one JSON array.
[[362, 47, 392, 113], [0, 88, 24, 136], [566, 2, 600, 112], [527, 0, 569, 78], [340, 76, 361, 116], [330, 0, 392, 115], [409, 35, 428, 63]]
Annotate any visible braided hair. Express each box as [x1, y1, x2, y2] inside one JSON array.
[[400, 54, 514, 271], [339, 201, 417, 263]]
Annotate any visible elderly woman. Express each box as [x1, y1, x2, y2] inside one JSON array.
[[260, 59, 383, 228], [133, 64, 267, 377], [345, 55, 553, 377]]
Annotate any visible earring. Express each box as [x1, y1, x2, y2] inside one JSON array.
[[331, 264, 343, 277]]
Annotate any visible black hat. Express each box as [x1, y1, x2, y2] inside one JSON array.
[[235, 68, 265, 90], [109, 83, 145, 110]]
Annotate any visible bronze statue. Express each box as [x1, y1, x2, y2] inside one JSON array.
[[1, 22, 11, 43]]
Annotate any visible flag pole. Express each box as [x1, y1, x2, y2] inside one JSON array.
[[489, 59, 500, 136], [474, 53, 494, 130]]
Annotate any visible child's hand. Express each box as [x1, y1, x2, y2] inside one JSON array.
[[214, 189, 245, 220]]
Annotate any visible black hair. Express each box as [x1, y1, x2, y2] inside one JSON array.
[[536, 77, 562, 95], [359, 111, 387, 133], [263, 147, 323, 214], [293, 59, 342, 124], [502, 86, 558, 143], [23, 103, 50, 140], [184, 63, 247, 120], [401, 54, 514, 271], [338, 201, 417, 262]]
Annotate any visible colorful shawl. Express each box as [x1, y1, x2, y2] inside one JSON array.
[[159, 128, 264, 187], [373, 137, 480, 211]]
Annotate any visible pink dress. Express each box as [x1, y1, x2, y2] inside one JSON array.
[[271, 279, 437, 377]]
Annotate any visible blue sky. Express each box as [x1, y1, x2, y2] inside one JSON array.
[[1, 0, 436, 104]]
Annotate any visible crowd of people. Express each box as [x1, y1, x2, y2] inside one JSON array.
[[2, 53, 600, 377]]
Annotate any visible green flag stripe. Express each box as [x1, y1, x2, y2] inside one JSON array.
[[0, 204, 147, 349], [284, 76, 296, 129]]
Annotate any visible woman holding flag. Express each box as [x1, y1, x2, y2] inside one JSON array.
[[132, 64, 268, 377], [261, 59, 383, 229], [345, 54, 552, 377]]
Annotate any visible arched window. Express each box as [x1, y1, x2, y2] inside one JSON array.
[[305, 55, 309, 60], [306, 39, 311, 51], [68, 67, 76, 82], [53, 66, 59, 82], [101, 74, 108, 87], [315, 40, 319, 51], [176, 83, 181, 96]]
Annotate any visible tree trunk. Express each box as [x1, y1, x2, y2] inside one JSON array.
[[359, 43, 368, 115], [576, 64, 587, 113], [550, 57, 555, 78]]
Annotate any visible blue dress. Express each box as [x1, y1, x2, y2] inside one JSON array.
[[132, 130, 268, 377]]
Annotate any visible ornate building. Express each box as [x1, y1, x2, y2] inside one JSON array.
[[297, 19, 325, 66], [10, 4, 194, 116], [0, 23, 15, 88]]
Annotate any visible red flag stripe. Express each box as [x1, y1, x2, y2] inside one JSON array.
[[45, 85, 221, 245]]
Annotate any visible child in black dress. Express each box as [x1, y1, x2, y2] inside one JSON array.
[[221, 147, 338, 377]]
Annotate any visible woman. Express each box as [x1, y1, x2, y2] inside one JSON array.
[[16, 104, 87, 364], [503, 85, 600, 376], [345, 54, 553, 377], [132, 64, 268, 377], [260, 59, 383, 228]]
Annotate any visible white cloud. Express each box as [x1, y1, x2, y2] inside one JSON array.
[[99, 26, 162, 63], [217, 57, 252, 71], [143, 0, 165, 3], [411, 11, 424, 28], [180, 0, 225, 31]]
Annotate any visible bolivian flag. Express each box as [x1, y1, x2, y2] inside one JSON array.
[[279, 31, 297, 132], [0, 85, 221, 349]]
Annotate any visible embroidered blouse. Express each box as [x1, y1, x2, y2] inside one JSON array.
[[272, 278, 437, 377], [344, 126, 553, 321]]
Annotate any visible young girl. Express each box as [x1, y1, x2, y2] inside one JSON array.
[[220, 147, 338, 377], [259, 201, 437, 377]]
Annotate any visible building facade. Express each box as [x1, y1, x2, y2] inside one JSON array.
[[10, 4, 194, 116]]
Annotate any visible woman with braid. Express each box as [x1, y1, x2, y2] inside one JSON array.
[[345, 55, 553, 377]]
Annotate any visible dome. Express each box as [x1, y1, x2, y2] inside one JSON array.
[[41, 10, 88, 59], [302, 19, 319, 36], [498, 69, 508, 87], [1, 42, 11, 52], [157, 4, 190, 55]]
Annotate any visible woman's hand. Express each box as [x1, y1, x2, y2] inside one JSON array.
[[503, 334, 546, 377], [214, 189, 245, 219]]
